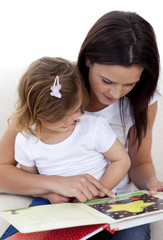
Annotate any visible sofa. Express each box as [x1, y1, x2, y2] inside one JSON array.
[[0, 67, 163, 239]]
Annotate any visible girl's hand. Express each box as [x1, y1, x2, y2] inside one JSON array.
[[48, 174, 111, 202], [72, 191, 116, 203], [33, 193, 71, 204], [147, 177, 163, 195]]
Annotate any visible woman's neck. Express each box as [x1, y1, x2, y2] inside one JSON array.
[[85, 92, 108, 112]]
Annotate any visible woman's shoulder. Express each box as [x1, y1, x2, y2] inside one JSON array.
[[80, 113, 112, 131], [149, 88, 162, 106]]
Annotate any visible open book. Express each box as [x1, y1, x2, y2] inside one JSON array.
[[1, 191, 163, 240]]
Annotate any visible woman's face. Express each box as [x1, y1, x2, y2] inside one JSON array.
[[86, 61, 143, 108]]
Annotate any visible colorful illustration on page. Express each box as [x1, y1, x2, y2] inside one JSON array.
[[87, 193, 163, 220]]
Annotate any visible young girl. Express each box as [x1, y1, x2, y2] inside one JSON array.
[[8, 56, 130, 204]]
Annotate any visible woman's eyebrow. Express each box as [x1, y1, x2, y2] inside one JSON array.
[[99, 74, 139, 84], [99, 74, 112, 81]]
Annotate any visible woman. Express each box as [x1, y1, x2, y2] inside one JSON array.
[[76, 10, 163, 239], [0, 10, 163, 240], [77, 10, 162, 195]]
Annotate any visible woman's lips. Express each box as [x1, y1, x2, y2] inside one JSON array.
[[61, 125, 70, 128], [104, 94, 117, 102]]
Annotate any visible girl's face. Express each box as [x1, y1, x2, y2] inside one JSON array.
[[41, 98, 82, 134], [86, 61, 143, 109]]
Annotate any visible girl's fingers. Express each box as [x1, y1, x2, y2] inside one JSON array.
[[106, 191, 116, 198], [86, 174, 112, 197]]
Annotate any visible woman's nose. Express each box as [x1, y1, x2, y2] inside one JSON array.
[[109, 85, 123, 99]]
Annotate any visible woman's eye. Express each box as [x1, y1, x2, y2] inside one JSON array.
[[125, 83, 136, 87], [102, 79, 112, 84]]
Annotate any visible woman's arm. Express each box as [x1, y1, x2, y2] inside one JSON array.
[[0, 127, 52, 195], [20, 164, 72, 203], [128, 101, 163, 194], [101, 138, 131, 194]]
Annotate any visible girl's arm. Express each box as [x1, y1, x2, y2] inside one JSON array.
[[20, 164, 38, 174], [20, 163, 110, 202], [20, 163, 113, 202], [101, 138, 131, 194], [0, 127, 111, 202], [128, 101, 163, 194]]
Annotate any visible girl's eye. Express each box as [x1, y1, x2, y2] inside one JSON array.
[[75, 109, 80, 113], [74, 107, 82, 113]]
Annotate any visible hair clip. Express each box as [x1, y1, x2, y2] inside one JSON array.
[[50, 75, 62, 98]]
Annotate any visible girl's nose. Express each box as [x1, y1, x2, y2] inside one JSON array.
[[64, 111, 81, 125], [71, 112, 81, 122]]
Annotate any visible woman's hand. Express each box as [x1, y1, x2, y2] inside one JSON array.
[[147, 177, 163, 195]]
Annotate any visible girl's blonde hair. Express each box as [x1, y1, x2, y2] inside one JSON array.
[[8, 57, 88, 138]]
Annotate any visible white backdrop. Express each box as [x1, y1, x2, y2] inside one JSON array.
[[0, 0, 162, 68]]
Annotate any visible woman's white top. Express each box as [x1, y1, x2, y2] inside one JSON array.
[[86, 90, 161, 194], [15, 114, 116, 182]]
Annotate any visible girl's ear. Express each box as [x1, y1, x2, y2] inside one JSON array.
[[85, 57, 91, 67]]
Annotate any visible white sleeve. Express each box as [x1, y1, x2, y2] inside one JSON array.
[[93, 117, 117, 153], [149, 89, 162, 106], [15, 133, 35, 167]]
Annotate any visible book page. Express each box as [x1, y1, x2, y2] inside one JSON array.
[[0, 202, 105, 233], [83, 191, 163, 229]]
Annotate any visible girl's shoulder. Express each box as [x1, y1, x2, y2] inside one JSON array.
[[81, 112, 106, 123], [15, 131, 37, 145]]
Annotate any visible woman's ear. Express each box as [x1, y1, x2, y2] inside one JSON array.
[[85, 57, 91, 67]]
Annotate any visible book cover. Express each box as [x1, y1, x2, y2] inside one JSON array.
[[5, 224, 110, 240], [1, 190, 163, 237]]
